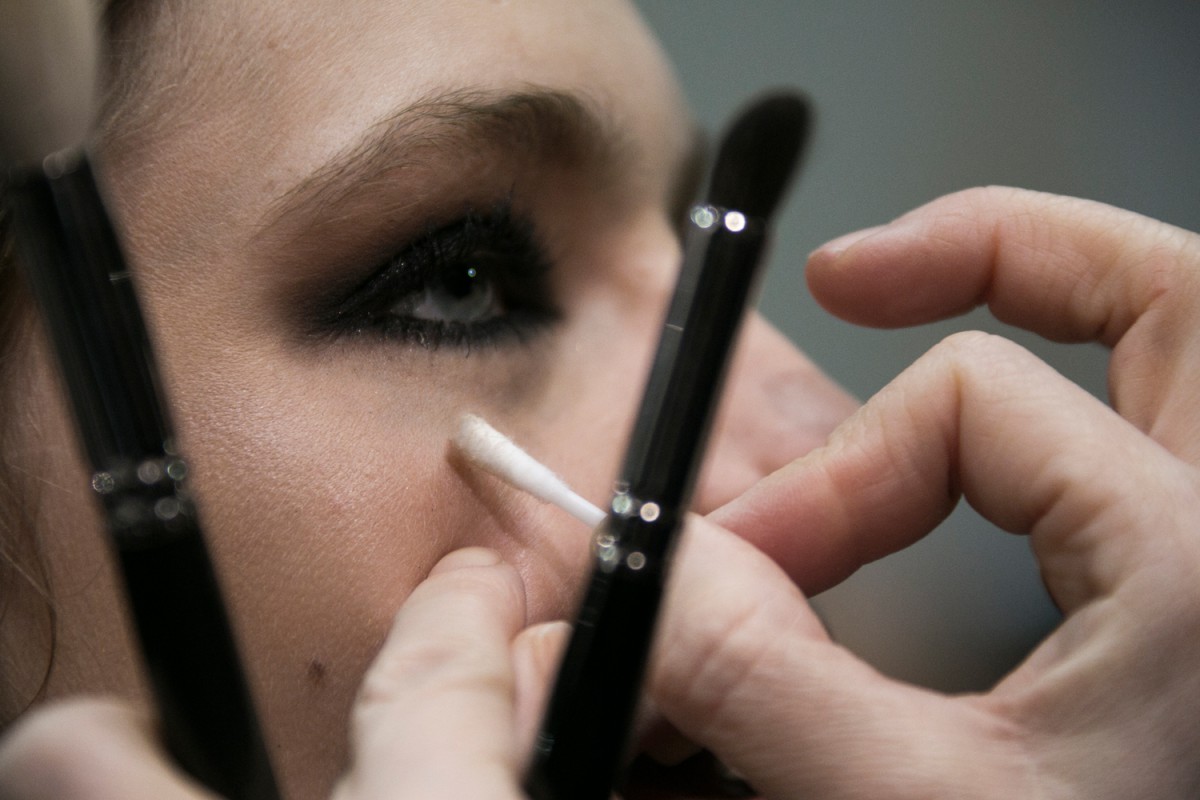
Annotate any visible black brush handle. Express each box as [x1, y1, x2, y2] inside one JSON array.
[[6, 153, 280, 800], [525, 91, 810, 800], [524, 511, 671, 800]]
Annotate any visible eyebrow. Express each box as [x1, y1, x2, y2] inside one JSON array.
[[260, 88, 705, 237]]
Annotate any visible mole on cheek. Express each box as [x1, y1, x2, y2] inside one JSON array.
[[306, 658, 328, 688]]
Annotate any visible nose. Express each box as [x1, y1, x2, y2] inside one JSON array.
[[694, 312, 858, 513]]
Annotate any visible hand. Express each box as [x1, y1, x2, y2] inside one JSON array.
[[6, 186, 1197, 799], [645, 187, 1200, 797], [0, 548, 554, 800]]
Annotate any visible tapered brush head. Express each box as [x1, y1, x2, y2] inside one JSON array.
[[707, 91, 811, 220], [0, 0, 99, 166]]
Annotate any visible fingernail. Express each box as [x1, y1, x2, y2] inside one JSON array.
[[432, 547, 503, 574], [815, 224, 888, 259]]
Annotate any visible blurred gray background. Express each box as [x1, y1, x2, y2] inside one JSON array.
[[634, 1, 1200, 691]]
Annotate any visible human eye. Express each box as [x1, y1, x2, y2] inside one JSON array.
[[317, 201, 561, 350]]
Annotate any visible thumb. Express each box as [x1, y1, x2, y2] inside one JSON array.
[[651, 516, 1016, 799], [336, 548, 529, 800]]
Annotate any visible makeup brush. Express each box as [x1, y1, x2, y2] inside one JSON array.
[[1, 3, 279, 798], [525, 91, 812, 800]]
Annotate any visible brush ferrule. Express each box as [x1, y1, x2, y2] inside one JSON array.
[[689, 203, 765, 235]]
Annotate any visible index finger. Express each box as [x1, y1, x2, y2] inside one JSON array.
[[711, 330, 1200, 604], [806, 186, 1200, 345], [806, 186, 1200, 458]]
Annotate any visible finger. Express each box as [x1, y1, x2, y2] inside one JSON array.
[[510, 621, 704, 772], [665, 335, 1200, 796], [697, 315, 859, 513], [0, 698, 214, 800], [805, 186, 1200, 457], [806, 186, 1200, 343], [652, 515, 1026, 798], [711, 331, 1200, 610], [336, 548, 527, 800], [510, 620, 568, 759]]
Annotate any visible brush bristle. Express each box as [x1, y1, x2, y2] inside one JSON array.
[[707, 91, 811, 219], [0, 0, 99, 166]]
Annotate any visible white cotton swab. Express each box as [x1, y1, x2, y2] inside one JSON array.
[[452, 414, 607, 528]]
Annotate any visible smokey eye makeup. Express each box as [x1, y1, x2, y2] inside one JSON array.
[[316, 200, 562, 350]]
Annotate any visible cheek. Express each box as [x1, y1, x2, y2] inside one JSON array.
[[166, 319, 656, 660], [147, 210, 679, 788], [166, 357, 591, 787]]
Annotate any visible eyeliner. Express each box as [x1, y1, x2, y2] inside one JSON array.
[[1, 4, 279, 798], [524, 91, 812, 800]]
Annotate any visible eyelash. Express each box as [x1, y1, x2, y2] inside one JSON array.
[[318, 202, 561, 350]]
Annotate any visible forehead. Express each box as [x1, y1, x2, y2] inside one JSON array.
[[105, 0, 692, 264], [124, 2, 684, 187]]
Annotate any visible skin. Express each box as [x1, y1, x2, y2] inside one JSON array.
[[7, 182, 1200, 800], [0, 1, 854, 798], [6, 3, 1198, 799], [657, 188, 1200, 798]]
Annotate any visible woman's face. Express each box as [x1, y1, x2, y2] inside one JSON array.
[[15, 1, 854, 796]]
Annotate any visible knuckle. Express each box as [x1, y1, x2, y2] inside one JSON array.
[[1131, 219, 1200, 310], [359, 639, 485, 708], [935, 328, 1001, 354], [927, 329, 1034, 381], [432, 560, 526, 616], [651, 594, 797, 739], [354, 563, 525, 718]]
